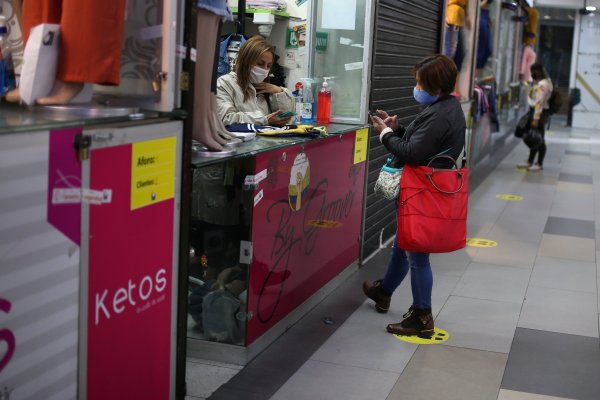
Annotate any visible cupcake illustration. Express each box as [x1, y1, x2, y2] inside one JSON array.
[[288, 153, 310, 212]]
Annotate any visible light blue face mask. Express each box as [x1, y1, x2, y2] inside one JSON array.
[[413, 87, 439, 105]]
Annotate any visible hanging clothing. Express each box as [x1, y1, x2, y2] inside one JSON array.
[[520, 44, 537, 83], [446, 0, 469, 27], [216, 71, 294, 126], [21, 0, 126, 85], [196, 0, 233, 20], [476, 8, 492, 69]]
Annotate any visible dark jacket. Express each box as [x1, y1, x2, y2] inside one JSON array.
[[382, 96, 466, 169]]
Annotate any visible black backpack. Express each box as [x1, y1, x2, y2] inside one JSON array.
[[548, 88, 563, 115]]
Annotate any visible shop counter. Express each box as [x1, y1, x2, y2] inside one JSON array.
[[187, 123, 370, 365], [0, 104, 183, 399]]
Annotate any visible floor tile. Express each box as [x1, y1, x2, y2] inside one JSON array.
[[186, 359, 242, 399], [558, 172, 592, 184], [452, 262, 531, 303], [309, 305, 418, 373], [387, 345, 507, 400], [556, 181, 593, 193], [543, 216, 595, 239], [502, 328, 600, 400], [529, 256, 597, 293], [270, 360, 400, 400], [470, 230, 539, 269], [564, 150, 590, 157], [538, 234, 595, 262], [497, 389, 574, 400], [435, 296, 522, 353], [549, 192, 594, 220], [518, 285, 599, 338]]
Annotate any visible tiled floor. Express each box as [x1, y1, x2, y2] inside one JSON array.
[[189, 121, 600, 399]]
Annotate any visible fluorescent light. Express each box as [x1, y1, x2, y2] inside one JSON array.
[[586, 6, 597, 11]]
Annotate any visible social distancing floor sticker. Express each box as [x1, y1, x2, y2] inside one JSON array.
[[392, 327, 449, 344], [466, 238, 498, 248], [496, 194, 523, 201]]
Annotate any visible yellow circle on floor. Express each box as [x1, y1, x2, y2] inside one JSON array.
[[393, 327, 449, 344], [496, 194, 523, 201], [466, 238, 498, 248]]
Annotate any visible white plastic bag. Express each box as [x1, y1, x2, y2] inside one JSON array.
[[19, 23, 60, 105]]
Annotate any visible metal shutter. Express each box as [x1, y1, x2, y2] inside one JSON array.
[[362, 0, 444, 260]]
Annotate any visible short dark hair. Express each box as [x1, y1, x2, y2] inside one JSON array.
[[413, 54, 457, 96], [530, 63, 549, 81]]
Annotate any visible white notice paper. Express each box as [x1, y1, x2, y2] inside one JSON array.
[[322, 0, 356, 30]]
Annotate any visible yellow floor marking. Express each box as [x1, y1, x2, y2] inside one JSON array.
[[393, 327, 449, 344]]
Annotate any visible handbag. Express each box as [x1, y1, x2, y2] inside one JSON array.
[[396, 155, 468, 253], [514, 109, 533, 138], [523, 127, 543, 149], [19, 23, 60, 105], [374, 158, 402, 200]]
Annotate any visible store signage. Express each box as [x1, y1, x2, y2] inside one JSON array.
[[286, 28, 298, 49], [316, 32, 328, 52], [247, 132, 366, 344], [353, 128, 368, 164], [131, 136, 176, 210], [87, 140, 175, 400]]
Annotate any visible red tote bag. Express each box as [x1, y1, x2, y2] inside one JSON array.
[[396, 155, 468, 253]]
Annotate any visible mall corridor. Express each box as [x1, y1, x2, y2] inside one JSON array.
[[186, 117, 600, 400]]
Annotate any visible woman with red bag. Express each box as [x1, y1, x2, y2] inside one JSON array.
[[364, 54, 466, 338]]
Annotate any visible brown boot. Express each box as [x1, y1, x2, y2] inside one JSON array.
[[386, 307, 434, 339], [362, 279, 391, 313]]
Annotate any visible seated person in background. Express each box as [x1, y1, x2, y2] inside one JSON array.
[[216, 36, 294, 127]]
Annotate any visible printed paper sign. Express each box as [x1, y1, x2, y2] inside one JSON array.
[[354, 128, 368, 164], [254, 189, 264, 206], [245, 169, 268, 186], [131, 137, 176, 210]]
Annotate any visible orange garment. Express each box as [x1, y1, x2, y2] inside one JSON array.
[[446, 0, 469, 27], [22, 0, 126, 85]]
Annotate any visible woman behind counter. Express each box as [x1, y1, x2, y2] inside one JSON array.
[[217, 36, 294, 127]]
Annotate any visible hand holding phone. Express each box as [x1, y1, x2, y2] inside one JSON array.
[[277, 111, 296, 118]]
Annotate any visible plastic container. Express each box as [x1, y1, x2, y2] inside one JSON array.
[[300, 78, 315, 123], [0, 15, 16, 96], [293, 82, 303, 123], [317, 77, 332, 125]]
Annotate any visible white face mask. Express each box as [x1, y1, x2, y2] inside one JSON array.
[[249, 66, 270, 84]]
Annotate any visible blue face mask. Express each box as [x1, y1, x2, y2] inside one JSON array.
[[413, 87, 439, 105]]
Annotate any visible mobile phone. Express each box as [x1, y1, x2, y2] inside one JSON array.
[[278, 111, 296, 117]]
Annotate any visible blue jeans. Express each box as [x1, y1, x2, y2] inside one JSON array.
[[444, 25, 460, 59], [381, 241, 432, 309], [197, 0, 233, 21]]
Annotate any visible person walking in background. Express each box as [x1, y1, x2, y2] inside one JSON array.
[[517, 63, 553, 172], [364, 54, 466, 338]]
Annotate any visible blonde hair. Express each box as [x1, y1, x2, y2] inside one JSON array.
[[235, 36, 275, 102]]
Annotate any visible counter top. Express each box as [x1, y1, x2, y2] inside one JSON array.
[[0, 103, 185, 135], [191, 123, 370, 168]]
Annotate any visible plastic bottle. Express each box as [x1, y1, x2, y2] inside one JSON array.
[[317, 77, 332, 125], [300, 78, 315, 123], [294, 82, 303, 123], [0, 15, 16, 96]]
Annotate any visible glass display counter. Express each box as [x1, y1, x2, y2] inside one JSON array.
[[186, 123, 369, 364]]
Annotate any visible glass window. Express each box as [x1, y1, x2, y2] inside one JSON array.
[[311, 0, 371, 122]]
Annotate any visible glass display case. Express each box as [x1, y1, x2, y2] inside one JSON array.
[[186, 124, 369, 364]]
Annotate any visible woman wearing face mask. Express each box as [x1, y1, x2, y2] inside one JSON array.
[[216, 35, 294, 127], [364, 54, 465, 338], [516, 63, 553, 172]]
